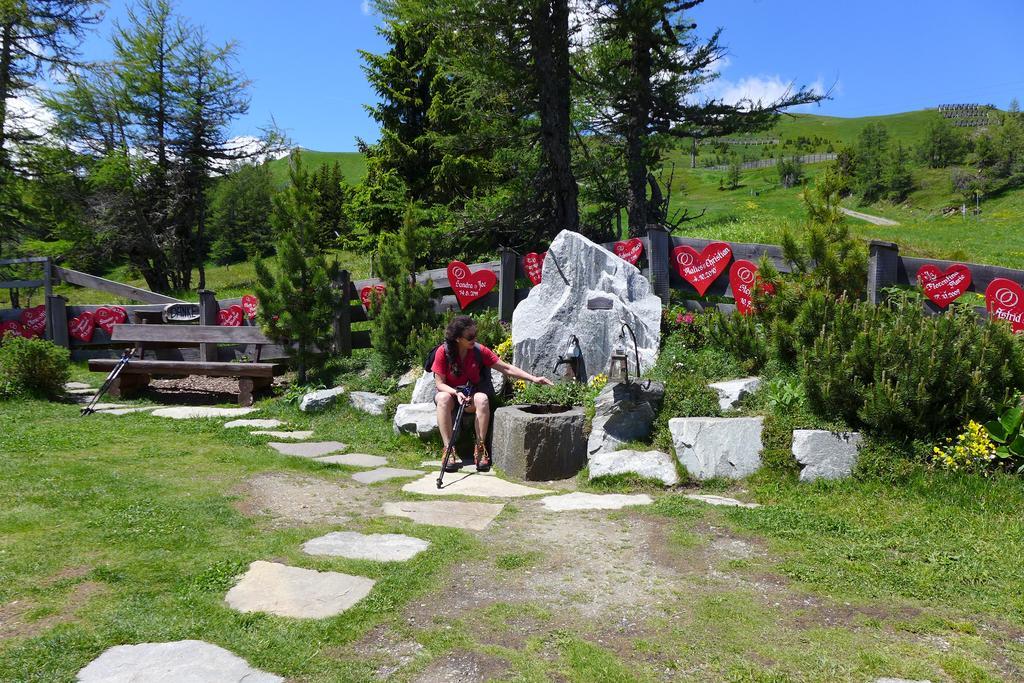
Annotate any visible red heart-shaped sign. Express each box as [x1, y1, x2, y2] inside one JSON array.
[[19, 305, 46, 337], [916, 264, 971, 308], [523, 252, 546, 285], [986, 278, 1024, 333], [447, 261, 498, 309], [68, 311, 96, 342], [673, 242, 733, 296], [613, 238, 644, 265], [94, 306, 128, 335], [0, 320, 26, 340], [217, 304, 244, 327], [241, 294, 259, 319], [360, 285, 386, 311], [728, 260, 775, 315]]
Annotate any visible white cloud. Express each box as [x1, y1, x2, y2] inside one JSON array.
[[361, 0, 372, 16], [4, 95, 55, 142], [704, 74, 830, 111]]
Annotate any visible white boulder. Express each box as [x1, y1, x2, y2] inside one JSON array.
[[669, 416, 764, 480], [587, 381, 664, 455], [349, 391, 388, 416], [589, 449, 679, 486], [299, 386, 345, 412], [393, 403, 438, 439], [708, 377, 761, 411], [512, 230, 661, 382], [793, 429, 862, 482]]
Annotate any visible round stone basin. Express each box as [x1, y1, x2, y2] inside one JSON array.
[[491, 404, 586, 481]]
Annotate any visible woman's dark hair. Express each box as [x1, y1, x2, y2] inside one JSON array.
[[444, 315, 476, 375]]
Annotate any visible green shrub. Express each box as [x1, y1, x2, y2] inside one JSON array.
[[803, 298, 1024, 440], [0, 336, 71, 399], [653, 373, 721, 451]]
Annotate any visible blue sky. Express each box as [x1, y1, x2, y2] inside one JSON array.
[[77, 0, 1024, 152]]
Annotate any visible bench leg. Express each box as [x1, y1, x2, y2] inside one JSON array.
[[108, 373, 150, 399], [238, 377, 271, 407]]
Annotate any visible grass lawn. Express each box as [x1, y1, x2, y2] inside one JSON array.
[[2, 371, 1023, 681]]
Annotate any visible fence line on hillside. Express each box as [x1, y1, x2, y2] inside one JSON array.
[[702, 152, 837, 171]]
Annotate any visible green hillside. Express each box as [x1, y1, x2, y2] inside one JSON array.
[[266, 148, 367, 186]]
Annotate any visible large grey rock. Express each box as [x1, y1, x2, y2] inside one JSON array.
[[267, 441, 347, 458], [382, 500, 504, 530], [225, 560, 374, 618], [413, 369, 505, 404], [587, 381, 664, 454], [299, 386, 345, 412], [76, 640, 283, 682], [589, 449, 679, 486], [669, 416, 764, 480], [512, 230, 661, 382], [492, 405, 587, 480], [350, 391, 388, 416], [540, 492, 653, 511], [793, 429, 863, 482], [708, 377, 761, 411], [393, 403, 438, 439], [303, 531, 429, 562]]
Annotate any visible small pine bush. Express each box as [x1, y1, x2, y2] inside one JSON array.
[[0, 335, 71, 399]]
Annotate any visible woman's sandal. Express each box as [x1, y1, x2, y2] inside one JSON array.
[[474, 442, 491, 472], [442, 447, 463, 472]]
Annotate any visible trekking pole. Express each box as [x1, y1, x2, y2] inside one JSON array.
[[437, 384, 473, 489], [81, 349, 134, 416]]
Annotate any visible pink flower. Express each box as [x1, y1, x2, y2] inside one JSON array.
[[683, 313, 694, 324], [675, 313, 684, 324]]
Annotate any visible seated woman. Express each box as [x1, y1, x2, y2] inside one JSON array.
[[432, 315, 552, 471]]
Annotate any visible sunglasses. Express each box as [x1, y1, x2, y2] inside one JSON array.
[[462, 333, 477, 342]]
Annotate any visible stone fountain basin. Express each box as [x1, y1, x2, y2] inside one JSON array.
[[491, 404, 587, 481]]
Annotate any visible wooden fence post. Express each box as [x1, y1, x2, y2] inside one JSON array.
[[43, 258, 52, 299], [646, 225, 671, 308], [498, 247, 518, 323], [333, 270, 352, 357], [198, 290, 219, 361], [46, 295, 68, 347], [867, 240, 900, 305]]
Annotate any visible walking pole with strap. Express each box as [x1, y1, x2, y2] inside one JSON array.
[[436, 384, 473, 489], [81, 349, 134, 416]]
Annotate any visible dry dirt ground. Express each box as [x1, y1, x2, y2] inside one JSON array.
[[234, 471, 1022, 682]]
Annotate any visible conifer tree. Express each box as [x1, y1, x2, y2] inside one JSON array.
[[254, 152, 339, 383]]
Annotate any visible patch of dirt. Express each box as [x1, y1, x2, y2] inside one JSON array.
[[0, 581, 105, 641], [344, 625, 425, 679], [232, 471, 385, 528], [410, 651, 510, 683]]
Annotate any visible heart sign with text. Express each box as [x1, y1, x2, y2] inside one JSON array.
[[916, 264, 971, 308], [94, 306, 128, 335], [447, 261, 497, 309], [523, 252, 546, 285], [217, 304, 245, 327], [986, 278, 1024, 333], [241, 294, 259, 319], [613, 238, 644, 265], [68, 311, 96, 342], [360, 285, 386, 312], [728, 260, 775, 315], [673, 242, 732, 296], [0, 320, 26, 339], [19, 305, 46, 337]]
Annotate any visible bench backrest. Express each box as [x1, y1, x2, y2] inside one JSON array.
[[110, 324, 272, 345]]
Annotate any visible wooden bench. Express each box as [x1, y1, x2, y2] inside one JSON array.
[[88, 324, 286, 406]]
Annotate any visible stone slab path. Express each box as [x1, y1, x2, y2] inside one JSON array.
[[685, 493, 761, 509], [224, 418, 284, 429], [403, 471, 548, 498], [316, 453, 388, 467], [383, 501, 504, 530], [151, 406, 257, 419], [303, 531, 430, 562], [540, 492, 653, 511], [102, 407, 155, 415], [225, 561, 375, 619], [352, 467, 424, 484], [64, 382, 91, 390], [267, 441, 347, 458], [76, 639, 283, 682], [251, 430, 314, 439]]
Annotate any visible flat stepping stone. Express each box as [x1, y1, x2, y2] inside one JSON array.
[[383, 500, 504, 530], [685, 494, 761, 509], [76, 639, 283, 682], [315, 453, 387, 467], [225, 560, 375, 619], [224, 418, 284, 429], [403, 471, 548, 498], [303, 531, 430, 561], [251, 430, 314, 439], [83, 403, 129, 411], [540, 492, 653, 511], [352, 467, 424, 483], [419, 460, 495, 475], [65, 387, 96, 395], [101, 407, 155, 415], [65, 381, 91, 390], [151, 406, 257, 419], [267, 441, 347, 458]]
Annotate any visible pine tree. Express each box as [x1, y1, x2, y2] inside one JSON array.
[[884, 142, 913, 202], [254, 151, 340, 383]]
